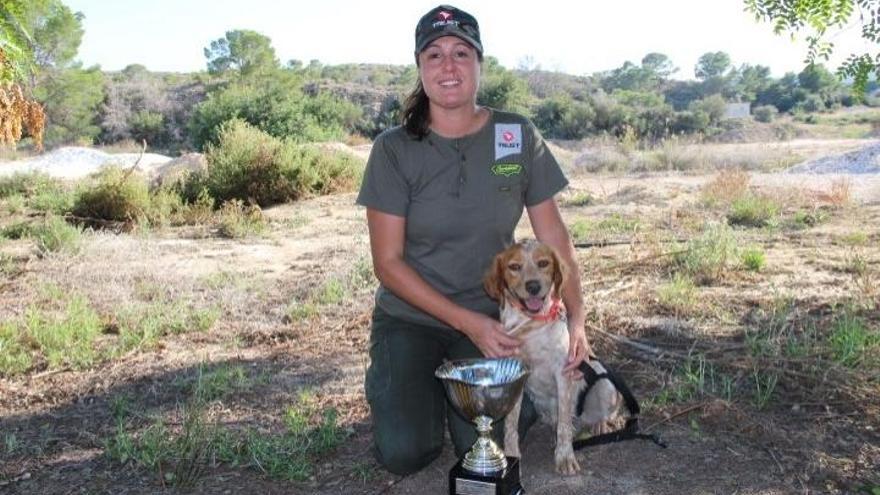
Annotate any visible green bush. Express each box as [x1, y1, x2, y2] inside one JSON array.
[[676, 222, 739, 283], [217, 200, 266, 238], [72, 166, 152, 222], [30, 216, 83, 255], [753, 105, 778, 123], [727, 194, 780, 227], [0, 172, 61, 198], [195, 119, 362, 207], [188, 74, 361, 149], [741, 246, 766, 272]]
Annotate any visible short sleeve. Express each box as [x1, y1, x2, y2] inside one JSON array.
[[356, 132, 410, 217], [524, 120, 568, 206]]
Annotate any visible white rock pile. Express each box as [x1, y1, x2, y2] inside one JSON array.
[[0, 146, 173, 179], [786, 143, 880, 174]]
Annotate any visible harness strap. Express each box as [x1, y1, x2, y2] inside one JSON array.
[[573, 360, 667, 450]]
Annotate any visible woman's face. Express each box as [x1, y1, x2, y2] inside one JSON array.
[[418, 36, 481, 112]]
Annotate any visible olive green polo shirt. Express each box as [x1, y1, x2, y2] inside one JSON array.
[[356, 109, 568, 328]]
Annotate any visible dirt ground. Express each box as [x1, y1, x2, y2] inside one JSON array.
[[1, 166, 879, 494]]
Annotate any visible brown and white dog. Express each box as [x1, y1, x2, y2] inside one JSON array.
[[484, 239, 622, 475]]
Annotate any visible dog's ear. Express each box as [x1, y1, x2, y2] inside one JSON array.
[[551, 247, 566, 298], [483, 251, 506, 301]]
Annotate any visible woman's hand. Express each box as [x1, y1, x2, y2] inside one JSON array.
[[562, 321, 591, 380], [461, 312, 521, 358]]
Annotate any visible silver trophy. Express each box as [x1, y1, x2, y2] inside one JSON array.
[[435, 358, 530, 495]]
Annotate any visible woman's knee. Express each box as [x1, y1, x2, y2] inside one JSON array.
[[375, 440, 442, 475]]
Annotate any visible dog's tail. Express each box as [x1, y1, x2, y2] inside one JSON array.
[[573, 361, 667, 450]]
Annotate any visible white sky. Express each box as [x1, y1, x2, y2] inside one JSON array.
[[64, 0, 872, 79]]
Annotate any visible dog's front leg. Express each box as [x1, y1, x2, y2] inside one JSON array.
[[503, 391, 523, 459], [554, 375, 580, 475]]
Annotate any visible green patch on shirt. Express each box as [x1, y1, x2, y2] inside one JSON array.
[[491, 163, 523, 177]]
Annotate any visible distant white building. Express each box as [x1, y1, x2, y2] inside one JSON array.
[[724, 103, 751, 119]]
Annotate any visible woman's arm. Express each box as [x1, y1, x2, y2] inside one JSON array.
[[366, 208, 520, 358], [527, 198, 591, 377]]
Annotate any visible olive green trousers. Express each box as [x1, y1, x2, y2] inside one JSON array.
[[365, 307, 536, 475]]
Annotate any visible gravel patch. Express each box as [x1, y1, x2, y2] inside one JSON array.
[[0, 146, 172, 179], [786, 142, 880, 174]]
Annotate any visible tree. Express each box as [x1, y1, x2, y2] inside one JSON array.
[[204, 29, 279, 77], [729, 64, 772, 102], [746, 0, 880, 95], [641, 52, 678, 80], [695, 51, 731, 80], [0, 0, 47, 150]]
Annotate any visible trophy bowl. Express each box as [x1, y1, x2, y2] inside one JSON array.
[[435, 358, 530, 476]]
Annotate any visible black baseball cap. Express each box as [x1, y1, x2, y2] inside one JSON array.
[[414, 5, 482, 57]]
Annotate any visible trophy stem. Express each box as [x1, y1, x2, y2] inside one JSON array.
[[461, 415, 508, 475]]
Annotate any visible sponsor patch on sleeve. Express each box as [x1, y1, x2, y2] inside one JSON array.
[[495, 124, 522, 160]]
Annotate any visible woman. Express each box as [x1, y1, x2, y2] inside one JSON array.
[[356, 4, 590, 475]]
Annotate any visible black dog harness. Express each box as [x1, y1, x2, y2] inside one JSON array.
[[573, 360, 667, 450]]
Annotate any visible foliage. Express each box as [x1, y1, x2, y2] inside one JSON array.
[[753, 104, 778, 122], [532, 93, 595, 139], [746, 0, 880, 96], [695, 51, 731, 80], [676, 222, 739, 283], [195, 119, 362, 207], [23, 295, 102, 371], [189, 71, 360, 149], [33, 64, 104, 145], [217, 199, 266, 238], [72, 165, 153, 222], [727, 194, 780, 227], [204, 29, 279, 77], [478, 58, 532, 115], [30, 214, 82, 254], [741, 246, 766, 271]]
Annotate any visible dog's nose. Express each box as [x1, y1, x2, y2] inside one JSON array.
[[525, 280, 541, 295]]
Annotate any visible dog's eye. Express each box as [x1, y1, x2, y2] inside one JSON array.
[[537, 259, 550, 268], [508, 263, 522, 271]]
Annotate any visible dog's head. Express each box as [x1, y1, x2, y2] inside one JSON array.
[[484, 240, 565, 314]]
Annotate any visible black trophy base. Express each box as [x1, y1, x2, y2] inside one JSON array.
[[449, 457, 523, 495]]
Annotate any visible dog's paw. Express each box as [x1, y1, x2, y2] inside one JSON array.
[[554, 452, 580, 475]]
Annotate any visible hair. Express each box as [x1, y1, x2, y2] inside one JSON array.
[[402, 79, 431, 139], [401, 51, 484, 140]]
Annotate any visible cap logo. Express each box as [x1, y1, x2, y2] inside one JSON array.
[[437, 11, 453, 21]]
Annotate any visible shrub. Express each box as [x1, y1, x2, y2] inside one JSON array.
[[701, 169, 750, 207], [657, 273, 697, 315], [201, 119, 298, 206], [72, 166, 152, 222], [753, 105, 778, 123], [217, 200, 266, 238], [0, 172, 61, 198], [196, 119, 362, 207], [676, 222, 739, 283], [741, 246, 766, 272], [30, 215, 83, 255], [727, 194, 780, 227]]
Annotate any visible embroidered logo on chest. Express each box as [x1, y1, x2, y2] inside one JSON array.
[[495, 124, 522, 160], [491, 163, 523, 177]]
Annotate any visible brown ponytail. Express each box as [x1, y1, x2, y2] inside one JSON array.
[[401, 79, 430, 140]]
